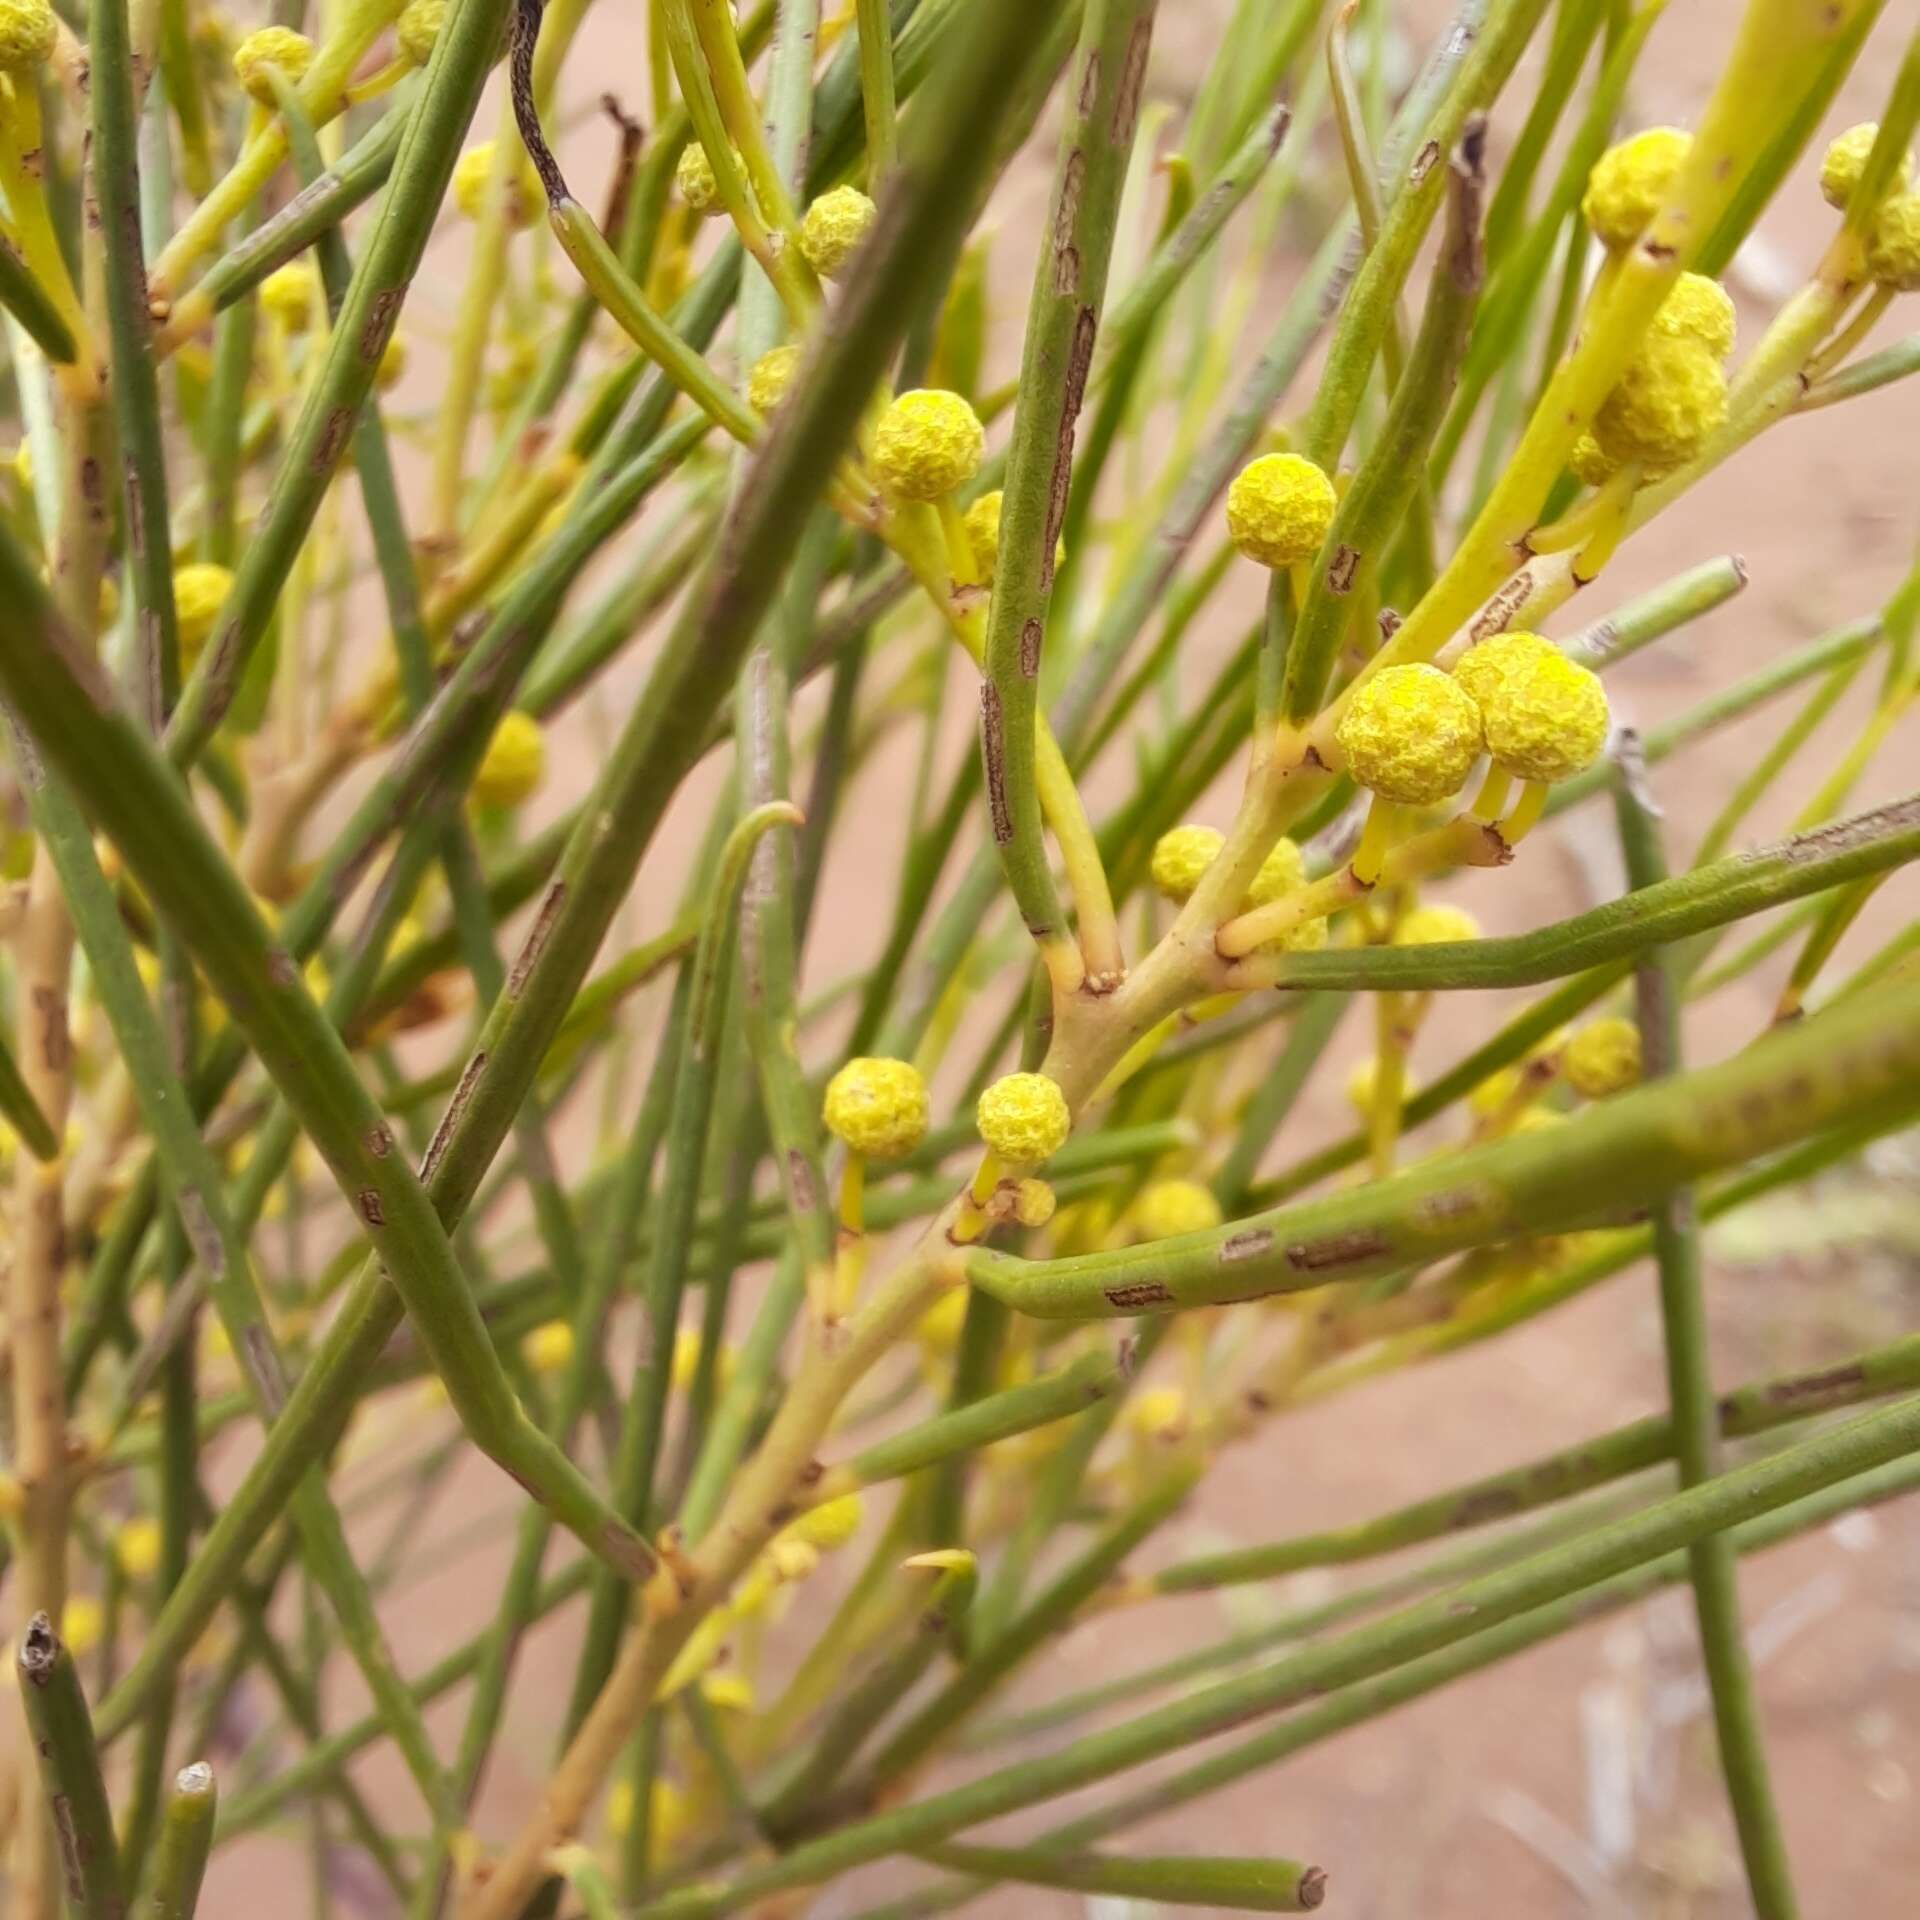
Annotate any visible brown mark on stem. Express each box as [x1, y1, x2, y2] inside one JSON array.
[[1104, 1279, 1173, 1309], [1765, 791, 1920, 865], [1470, 571, 1532, 640], [357, 1189, 385, 1227], [1052, 151, 1085, 296], [1112, 14, 1152, 143], [787, 1148, 824, 1214], [1744, 1361, 1868, 1411], [1285, 1226, 1391, 1272], [359, 287, 404, 368], [312, 405, 355, 473], [507, 881, 567, 996], [980, 681, 1013, 846], [1299, 1866, 1329, 1909], [1327, 544, 1360, 595], [1218, 1227, 1273, 1263], [422, 1050, 486, 1183]]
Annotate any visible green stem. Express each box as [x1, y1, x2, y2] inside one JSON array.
[[138, 1764, 216, 1920], [914, 1843, 1326, 1912], [18, 1613, 125, 1920]]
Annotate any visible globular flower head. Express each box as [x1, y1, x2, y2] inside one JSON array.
[[233, 26, 314, 104], [1395, 902, 1480, 947], [260, 260, 320, 328], [1345, 1055, 1403, 1118], [115, 1517, 163, 1581], [1582, 126, 1690, 249], [1150, 824, 1223, 904], [1011, 1177, 1056, 1228], [1452, 630, 1561, 713], [963, 489, 1003, 571], [0, 0, 55, 71], [675, 140, 736, 217], [1336, 663, 1482, 806], [1650, 272, 1735, 360], [1592, 333, 1727, 475], [1126, 1385, 1189, 1443], [1478, 649, 1609, 785], [453, 143, 534, 225], [1246, 836, 1305, 907], [873, 388, 984, 500], [747, 343, 800, 415], [1569, 432, 1616, 488], [1867, 193, 1920, 292], [1131, 1178, 1222, 1242], [472, 710, 545, 809], [799, 185, 876, 278], [822, 1055, 928, 1160], [62, 1595, 104, 1658], [1820, 122, 1911, 212], [524, 1320, 574, 1375], [976, 1071, 1070, 1165], [172, 562, 233, 660], [1225, 452, 1335, 569], [396, 0, 447, 68], [1563, 1016, 1642, 1098]]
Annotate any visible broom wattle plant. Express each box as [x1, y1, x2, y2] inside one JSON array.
[[0, 0, 1916, 1914]]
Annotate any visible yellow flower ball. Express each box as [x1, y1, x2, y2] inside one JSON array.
[[0, 0, 54, 70], [872, 388, 984, 501], [1650, 272, 1735, 360], [1224, 452, 1335, 569], [1563, 1016, 1643, 1099], [1568, 432, 1616, 488], [1345, 1055, 1386, 1118], [1478, 649, 1609, 786], [1011, 1177, 1056, 1228], [233, 26, 313, 104], [799, 185, 876, 278], [1820, 122, 1911, 211], [376, 329, 409, 390], [788, 1493, 862, 1551], [1126, 1385, 1189, 1442], [1452, 630, 1561, 713], [917, 1285, 968, 1351], [260, 260, 320, 328], [1582, 126, 1690, 249], [1149, 824, 1223, 904], [675, 140, 735, 216], [524, 1320, 574, 1375], [608, 1777, 690, 1853], [1246, 837, 1305, 907], [976, 1071, 1070, 1166], [1593, 333, 1727, 475], [1468, 1065, 1523, 1119], [963, 489, 1003, 570], [1867, 193, 1920, 292], [746, 343, 800, 414], [453, 143, 534, 226], [1335, 663, 1482, 806], [396, 0, 446, 68], [1131, 1179, 1222, 1241], [172, 562, 233, 662], [115, 1516, 164, 1581], [1394, 902, 1480, 946], [822, 1055, 928, 1160], [62, 1594, 104, 1657], [472, 710, 545, 809]]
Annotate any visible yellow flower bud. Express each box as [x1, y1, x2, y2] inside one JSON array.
[[1592, 333, 1727, 475], [260, 260, 320, 328], [961, 489, 1063, 575], [1820, 122, 1911, 212], [115, 1517, 164, 1581], [1126, 1385, 1188, 1442], [787, 1493, 862, 1551], [1011, 1176, 1056, 1228], [1467, 1064, 1522, 1119], [233, 26, 313, 104], [1149, 824, 1223, 904], [798, 185, 876, 278], [608, 1777, 690, 1854], [822, 1055, 929, 1160], [1336, 663, 1482, 806], [62, 1594, 104, 1657], [1867, 193, 1920, 292], [396, 0, 446, 67], [1452, 630, 1560, 714], [746, 343, 800, 414], [1650, 272, 1735, 360], [675, 140, 736, 216], [453, 143, 534, 225], [872, 388, 984, 501], [1568, 432, 1616, 488], [1563, 1015, 1642, 1099], [472, 711, 544, 809], [1394, 902, 1480, 946], [172, 562, 234, 663], [1246, 837, 1305, 907], [1477, 648, 1609, 785], [700, 1671, 755, 1713], [524, 1320, 573, 1375], [976, 1072, 1070, 1166], [768, 1537, 818, 1583], [1582, 126, 1690, 249], [1130, 1178, 1221, 1242], [1224, 452, 1335, 569]]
